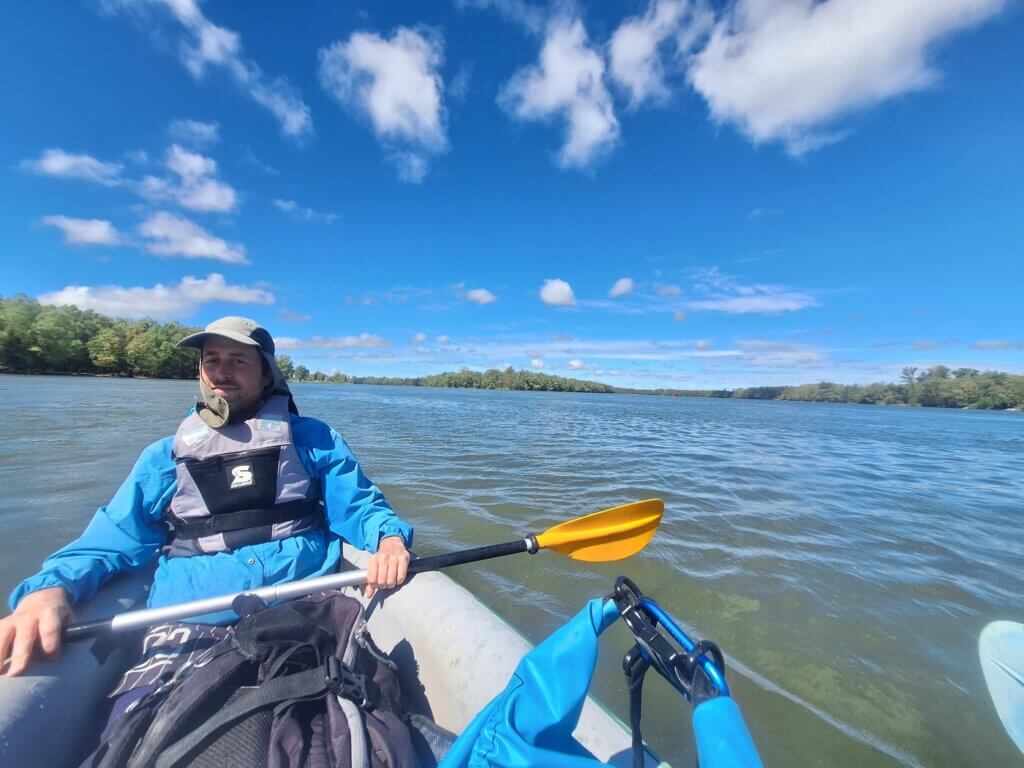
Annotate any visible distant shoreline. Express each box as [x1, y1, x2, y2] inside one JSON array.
[[3, 368, 1021, 412]]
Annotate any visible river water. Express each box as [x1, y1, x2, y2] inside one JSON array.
[[0, 375, 1021, 767]]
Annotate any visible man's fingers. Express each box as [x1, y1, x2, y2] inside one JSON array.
[[384, 558, 399, 589], [37, 611, 64, 657], [7, 619, 39, 677], [0, 621, 16, 675], [395, 555, 409, 586], [364, 558, 379, 599]]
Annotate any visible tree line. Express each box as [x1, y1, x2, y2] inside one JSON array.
[[2, 295, 1021, 408]]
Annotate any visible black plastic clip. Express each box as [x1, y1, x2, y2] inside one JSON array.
[[324, 656, 372, 710]]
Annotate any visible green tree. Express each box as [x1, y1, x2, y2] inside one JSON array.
[[276, 354, 295, 380]]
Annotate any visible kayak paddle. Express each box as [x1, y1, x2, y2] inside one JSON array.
[[980, 620, 1024, 755], [63, 498, 664, 642]]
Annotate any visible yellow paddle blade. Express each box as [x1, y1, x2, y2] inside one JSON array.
[[534, 499, 664, 562]]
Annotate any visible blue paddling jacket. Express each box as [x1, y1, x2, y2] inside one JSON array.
[[8, 413, 413, 622]]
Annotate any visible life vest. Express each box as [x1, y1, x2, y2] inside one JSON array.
[[166, 394, 322, 556]]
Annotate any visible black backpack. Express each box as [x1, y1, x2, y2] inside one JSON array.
[[86, 592, 423, 768]]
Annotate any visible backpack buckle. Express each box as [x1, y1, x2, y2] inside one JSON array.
[[324, 656, 372, 709]]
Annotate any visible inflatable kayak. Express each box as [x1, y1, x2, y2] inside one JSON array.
[[0, 545, 662, 767]]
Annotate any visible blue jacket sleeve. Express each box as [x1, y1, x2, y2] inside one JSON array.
[[294, 417, 413, 553], [7, 438, 175, 611]]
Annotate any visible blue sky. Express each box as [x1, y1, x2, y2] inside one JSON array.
[[2, 0, 1022, 389]]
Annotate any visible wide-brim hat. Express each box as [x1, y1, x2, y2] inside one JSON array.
[[177, 316, 275, 355]]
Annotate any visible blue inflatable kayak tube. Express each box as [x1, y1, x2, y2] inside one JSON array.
[[692, 697, 764, 768]]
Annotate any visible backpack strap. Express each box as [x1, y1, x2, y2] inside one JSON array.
[[153, 656, 370, 768]]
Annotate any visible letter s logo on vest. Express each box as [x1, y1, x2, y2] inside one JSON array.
[[230, 465, 254, 489]]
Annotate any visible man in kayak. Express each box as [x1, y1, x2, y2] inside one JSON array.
[[0, 316, 412, 677]]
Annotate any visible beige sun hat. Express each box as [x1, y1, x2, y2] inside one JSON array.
[[177, 316, 276, 355]]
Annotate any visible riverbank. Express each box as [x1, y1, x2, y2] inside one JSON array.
[[4, 366, 1023, 411]]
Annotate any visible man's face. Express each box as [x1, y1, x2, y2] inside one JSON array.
[[199, 337, 271, 412]]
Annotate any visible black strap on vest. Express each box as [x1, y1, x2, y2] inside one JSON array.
[[168, 498, 321, 540], [154, 656, 371, 768]]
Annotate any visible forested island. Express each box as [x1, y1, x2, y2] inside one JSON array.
[[2, 296, 1021, 409]]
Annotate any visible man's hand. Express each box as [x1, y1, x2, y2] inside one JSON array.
[[0, 587, 73, 677], [364, 537, 411, 599]]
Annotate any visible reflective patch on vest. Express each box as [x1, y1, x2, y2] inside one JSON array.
[[181, 423, 211, 447], [254, 416, 284, 433], [228, 464, 255, 489]]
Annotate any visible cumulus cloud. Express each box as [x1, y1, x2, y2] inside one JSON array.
[[688, 0, 1006, 153], [455, 0, 546, 34], [41, 215, 122, 246], [139, 144, 238, 213], [273, 198, 338, 224], [276, 334, 389, 350], [319, 27, 447, 182], [500, 17, 619, 168], [466, 288, 497, 305], [540, 278, 577, 307], [568, 359, 584, 369], [21, 149, 123, 186], [101, 0, 312, 140], [138, 211, 248, 264], [167, 118, 220, 147], [530, 358, 545, 368], [436, 335, 452, 345], [609, 277, 634, 297], [39, 273, 272, 319], [412, 332, 428, 343], [685, 267, 816, 314], [609, 0, 711, 107]]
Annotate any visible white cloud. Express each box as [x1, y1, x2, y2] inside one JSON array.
[[412, 332, 428, 343], [658, 283, 683, 297], [500, 17, 619, 168], [609, 277, 634, 297], [685, 267, 816, 314], [688, 0, 1006, 153], [695, 339, 710, 351], [39, 273, 272, 319], [276, 334, 389, 350], [540, 278, 577, 307], [674, 311, 688, 322], [568, 359, 584, 369], [466, 288, 497, 305], [102, 0, 311, 140], [609, 0, 711, 107], [21, 149, 123, 186], [140, 144, 238, 213], [736, 340, 825, 367], [41, 215, 122, 246], [138, 211, 248, 264], [455, 0, 546, 34], [167, 118, 220, 147], [273, 198, 338, 224], [530, 358, 545, 368], [436, 335, 452, 345], [319, 27, 446, 182]]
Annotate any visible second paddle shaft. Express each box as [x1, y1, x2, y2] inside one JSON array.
[[64, 537, 537, 641]]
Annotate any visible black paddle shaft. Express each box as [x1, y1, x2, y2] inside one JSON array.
[[408, 536, 537, 575]]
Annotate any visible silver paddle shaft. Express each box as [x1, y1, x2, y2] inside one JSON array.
[[110, 568, 368, 631]]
